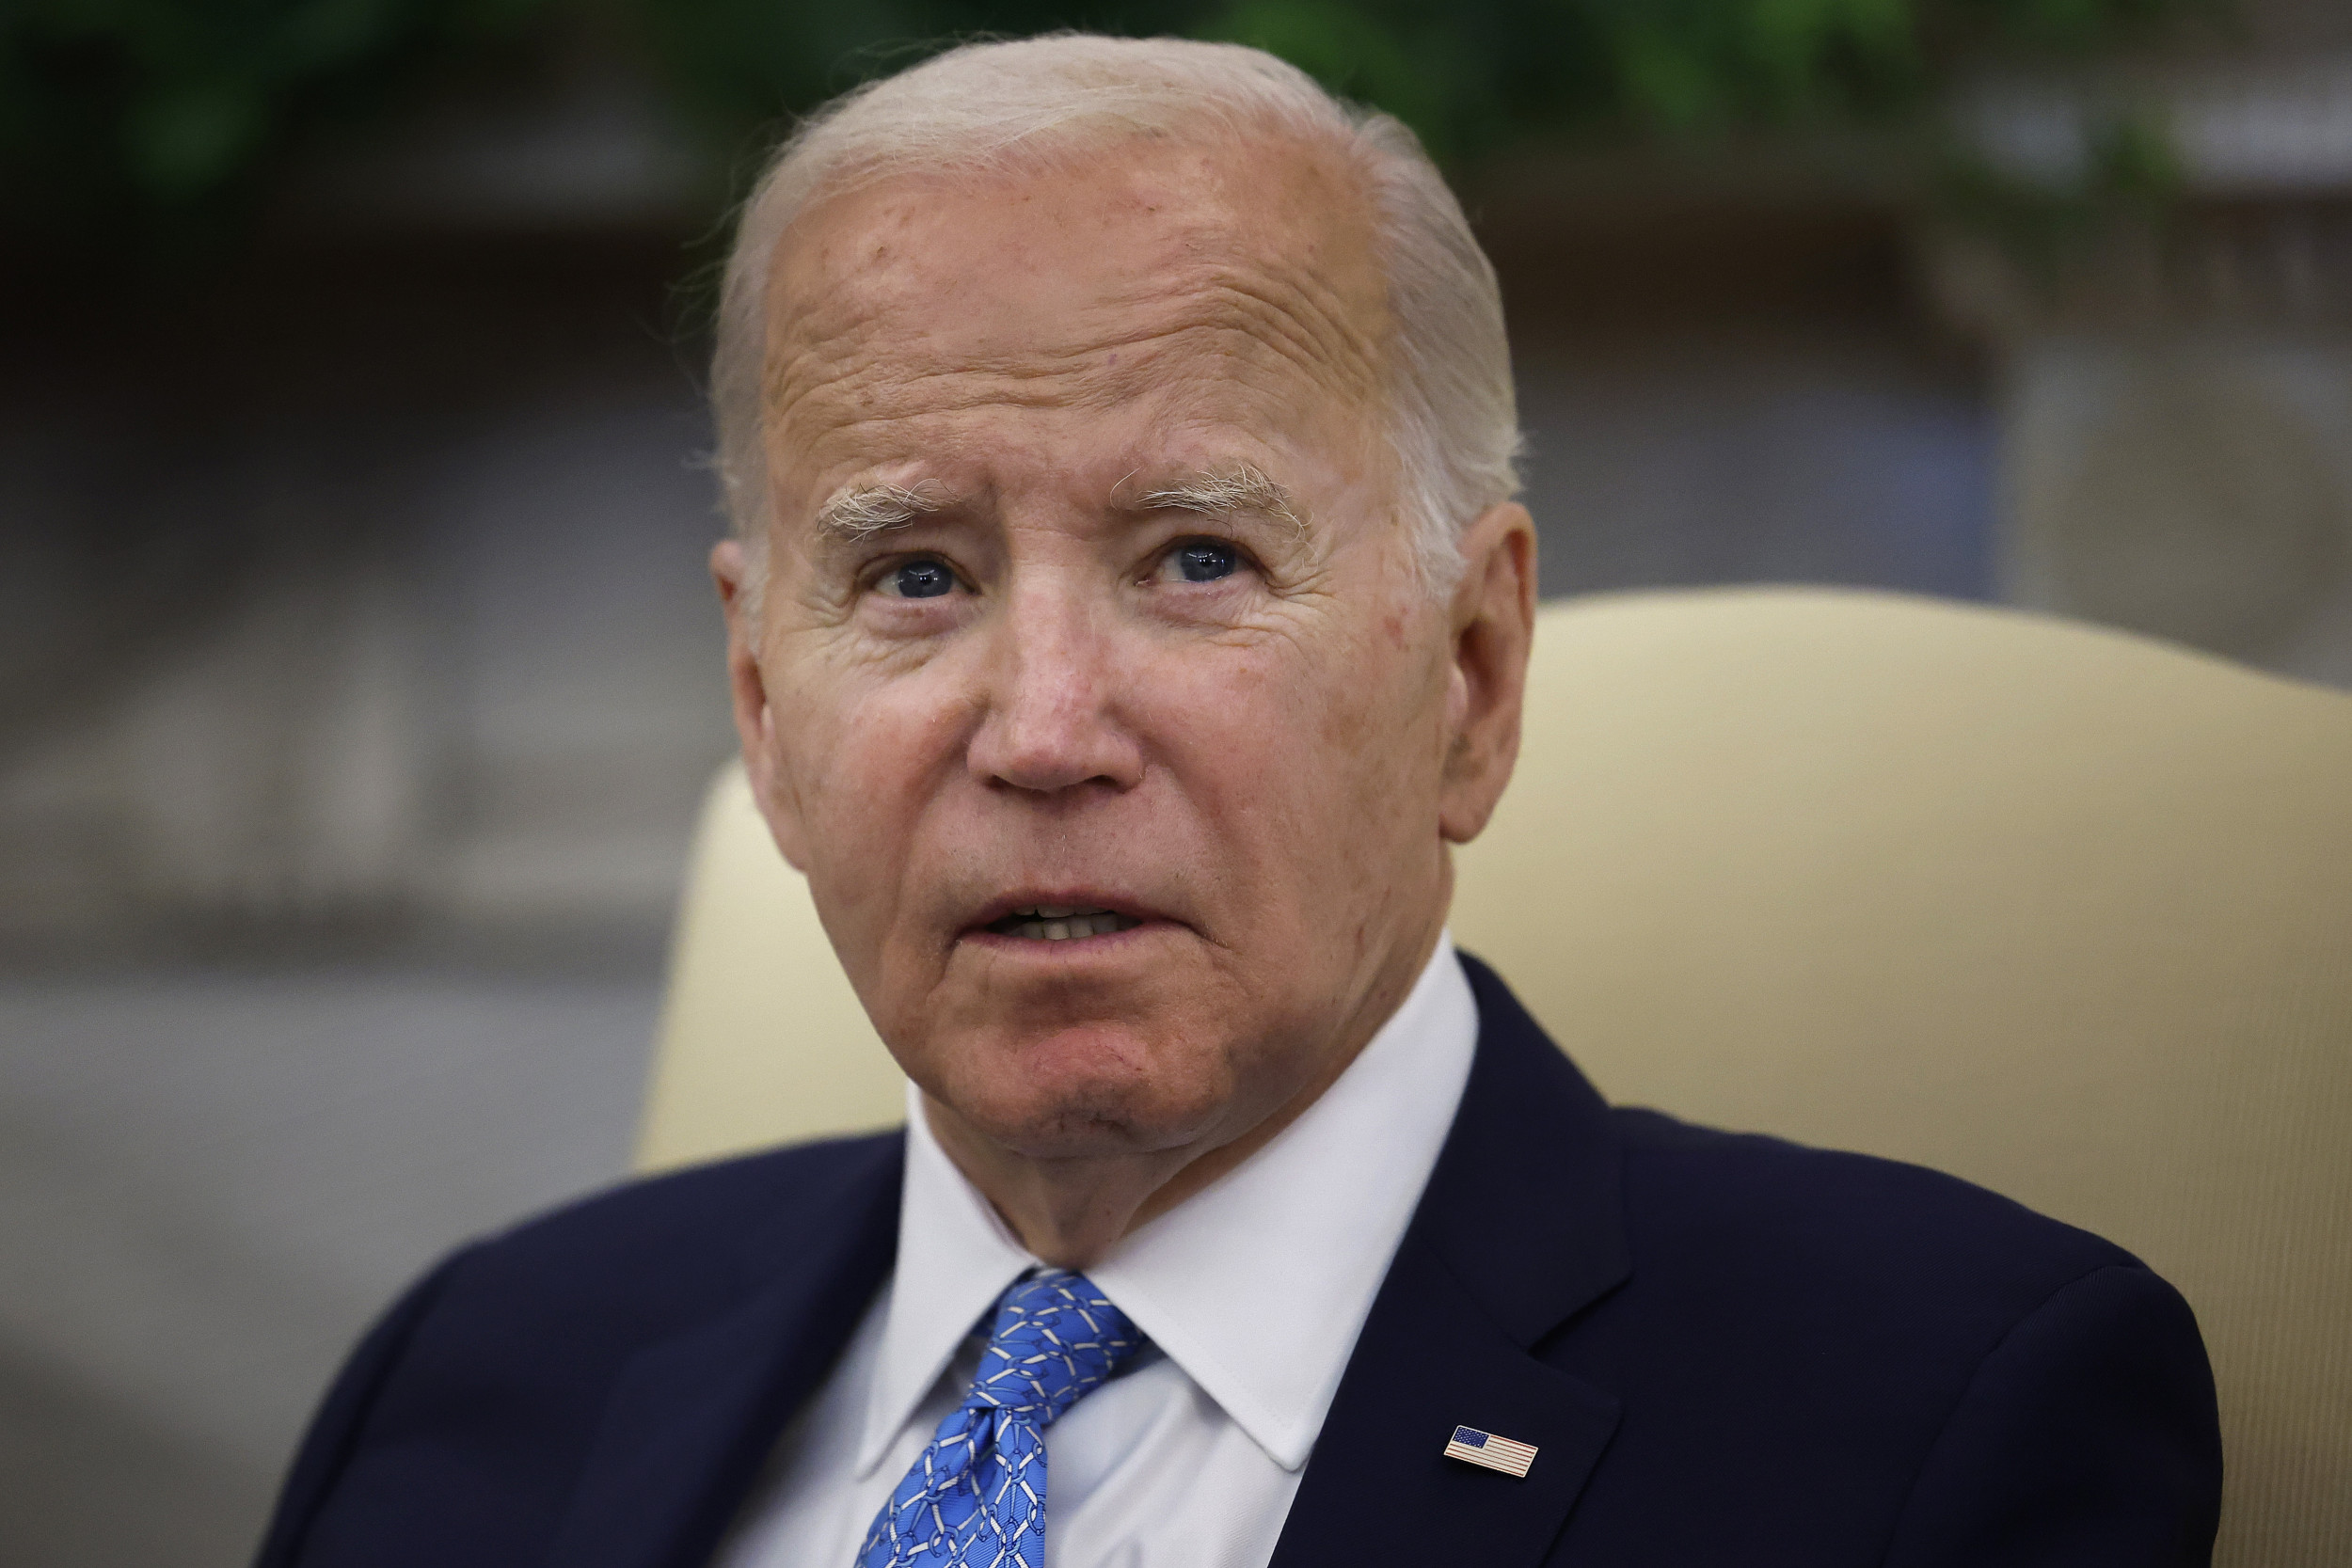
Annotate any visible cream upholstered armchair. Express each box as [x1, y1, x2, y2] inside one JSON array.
[[638, 587, 2352, 1566]]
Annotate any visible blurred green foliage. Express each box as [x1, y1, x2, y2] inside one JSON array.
[[0, 0, 546, 243], [1, 0, 2205, 250]]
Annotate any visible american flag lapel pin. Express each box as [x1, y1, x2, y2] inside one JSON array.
[[1443, 1424, 1539, 1479]]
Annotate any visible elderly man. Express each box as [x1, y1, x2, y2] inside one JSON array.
[[257, 34, 2219, 1568]]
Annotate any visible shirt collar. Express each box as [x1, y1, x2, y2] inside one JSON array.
[[857, 1091, 1036, 1475], [859, 935, 1479, 1476]]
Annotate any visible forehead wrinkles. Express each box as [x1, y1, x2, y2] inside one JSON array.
[[758, 140, 1395, 467], [768, 272, 1384, 454]]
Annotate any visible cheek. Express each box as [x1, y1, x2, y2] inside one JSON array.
[[1315, 624, 1454, 894], [769, 660, 961, 945], [1150, 624, 1438, 909], [1147, 644, 1315, 822]]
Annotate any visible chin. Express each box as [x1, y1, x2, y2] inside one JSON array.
[[930, 1019, 1232, 1160]]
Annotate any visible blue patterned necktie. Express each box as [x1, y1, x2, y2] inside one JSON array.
[[858, 1269, 1145, 1568]]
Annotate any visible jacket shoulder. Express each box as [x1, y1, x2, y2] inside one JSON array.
[[447, 1129, 903, 1323], [1606, 1104, 2139, 1308], [1539, 1108, 2214, 1561], [256, 1132, 902, 1568]]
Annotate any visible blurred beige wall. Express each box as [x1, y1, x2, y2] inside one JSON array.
[[2004, 335, 2352, 687]]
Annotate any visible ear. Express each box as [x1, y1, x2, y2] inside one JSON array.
[[1437, 501, 1537, 845], [711, 537, 811, 871]]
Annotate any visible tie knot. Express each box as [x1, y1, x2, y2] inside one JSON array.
[[965, 1269, 1143, 1423]]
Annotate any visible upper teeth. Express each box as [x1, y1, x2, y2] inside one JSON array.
[[1004, 907, 1136, 941]]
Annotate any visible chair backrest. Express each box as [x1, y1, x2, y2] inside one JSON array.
[[638, 587, 2352, 1566]]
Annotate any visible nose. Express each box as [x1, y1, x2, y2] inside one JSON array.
[[965, 583, 1144, 796]]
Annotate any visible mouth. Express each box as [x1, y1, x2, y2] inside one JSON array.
[[980, 904, 1147, 942]]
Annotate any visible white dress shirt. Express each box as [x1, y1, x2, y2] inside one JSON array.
[[718, 935, 1479, 1568]]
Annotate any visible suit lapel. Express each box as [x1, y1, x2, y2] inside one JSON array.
[[545, 1134, 903, 1568], [1268, 956, 1630, 1568]]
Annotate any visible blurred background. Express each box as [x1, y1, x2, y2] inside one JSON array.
[[2, 0, 2348, 1560]]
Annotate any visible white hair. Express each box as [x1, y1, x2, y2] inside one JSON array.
[[711, 33, 1520, 598]]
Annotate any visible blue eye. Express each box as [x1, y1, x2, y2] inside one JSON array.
[[1175, 542, 1238, 582], [888, 559, 955, 598]]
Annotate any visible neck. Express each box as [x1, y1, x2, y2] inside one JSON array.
[[922, 921, 1446, 1272]]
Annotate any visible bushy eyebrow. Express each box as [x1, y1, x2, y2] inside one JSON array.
[[811, 467, 1304, 540], [1130, 466, 1305, 535], [813, 480, 957, 541]]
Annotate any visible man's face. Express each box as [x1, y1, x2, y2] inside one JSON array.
[[721, 133, 1526, 1170]]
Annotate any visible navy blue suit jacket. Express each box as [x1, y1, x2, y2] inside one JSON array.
[[256, 957, 2221, 1566]]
